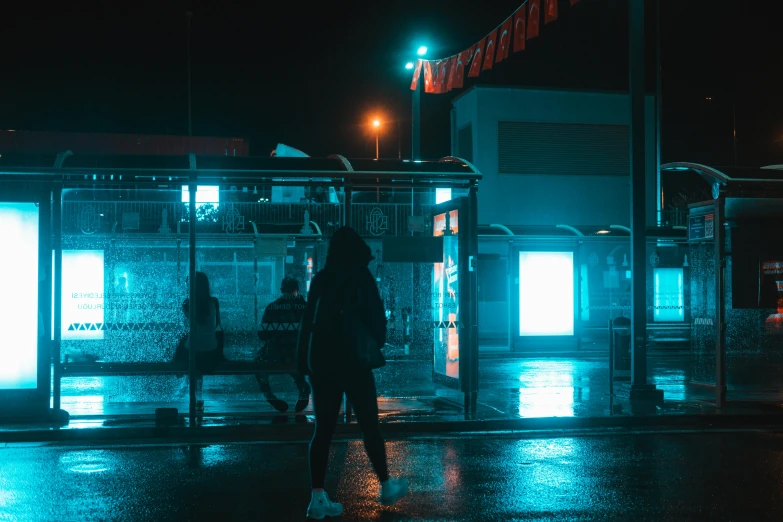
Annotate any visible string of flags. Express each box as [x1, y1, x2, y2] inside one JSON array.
[[410, 0, 582, 94]]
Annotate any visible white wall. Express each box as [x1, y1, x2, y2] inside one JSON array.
[[452, 87, 657, 227]]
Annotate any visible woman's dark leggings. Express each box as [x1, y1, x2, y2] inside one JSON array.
[[308, 371, 389, 489]]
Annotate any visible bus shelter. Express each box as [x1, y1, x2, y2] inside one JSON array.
[[0, 152, 481, 426], [664, 162, 783, 408]]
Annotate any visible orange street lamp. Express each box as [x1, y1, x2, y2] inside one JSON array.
[[373, 120, 381, 159]]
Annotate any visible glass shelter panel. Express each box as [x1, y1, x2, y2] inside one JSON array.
[[50, 180, 478, 420], [59, 188, 189, 414], [725, 232, 783, 398], [576, 239, 631, 346], [687, 240, 717, 387], [190, 184, 331, 412], [344, 188, 468, 409]]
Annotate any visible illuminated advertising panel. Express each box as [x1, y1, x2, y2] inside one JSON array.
[[433, 210, 459, 378], [61, 250, 105, 340], [0, 203, 39, 389], [653, 268, 684, 322], [519, 251, 574, 336], [761, 261, 783, 330], [181, 185, 220, 212]]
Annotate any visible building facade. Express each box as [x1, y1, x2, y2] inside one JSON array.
[[451, 86, 658, 227], [451, 87, 678, 353]]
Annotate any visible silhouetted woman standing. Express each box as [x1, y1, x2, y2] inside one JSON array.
[[298, 227, 408, 519], [177, 271, 223, 415]]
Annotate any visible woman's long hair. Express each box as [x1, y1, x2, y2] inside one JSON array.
[[194, 271, 212, 324]]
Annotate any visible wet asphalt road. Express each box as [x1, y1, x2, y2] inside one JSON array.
[[1, 432, 781, 521]]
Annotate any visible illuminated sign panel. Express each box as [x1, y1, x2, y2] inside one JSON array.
[[433, 210, 459, 378], [181, 185, 220, 213], [435, 188, 452, 204], [761, 261, 783, 329], [61, 250, 105, 340], [0, 203, 39, 389], [519, 251, 574, 336], [653, 268, 684, 322]]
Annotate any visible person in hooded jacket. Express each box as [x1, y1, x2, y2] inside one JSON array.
[[297, 226, 409, 519]]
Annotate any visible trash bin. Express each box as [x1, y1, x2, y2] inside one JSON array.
[[612, 316, 631, 372]]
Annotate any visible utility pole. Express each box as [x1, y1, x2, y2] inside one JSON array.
[[732, 101, 737, 166], [618, 0, 663, 410], [655, 0, 662, 226], [187, 11, 193, 136]]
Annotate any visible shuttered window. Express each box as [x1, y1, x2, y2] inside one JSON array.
[[458, 124, 473, 163], [498, 121, 629, 176]]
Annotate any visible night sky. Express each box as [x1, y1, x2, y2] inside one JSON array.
[[2, 1, 781, 167]]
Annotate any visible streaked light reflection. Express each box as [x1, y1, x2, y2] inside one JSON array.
[[518, 361, 581, 418], [60, 451, 110, 474]]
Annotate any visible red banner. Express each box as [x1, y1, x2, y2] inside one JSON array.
[[496, 17, 513, 63], [528, 0, 541, 40], [410, 59, 423, 91], [468, 37, 485, 78], [423, 61, 434, 93], [513, 6, 527, 52], [407, 0, 585, 94], [545, 0, 558, 24]]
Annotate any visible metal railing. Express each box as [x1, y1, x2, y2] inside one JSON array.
[[61, 200, 437, 237], [658, 209, 688, 228]]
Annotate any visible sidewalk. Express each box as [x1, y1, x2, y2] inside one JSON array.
[[2, 354, 782, 445]]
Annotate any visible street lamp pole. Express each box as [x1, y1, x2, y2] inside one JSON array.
[[412, 76, 421, 161], [397, 120, 402, 160], [410, 46, 426, 161], [373, 119, 380, 159]]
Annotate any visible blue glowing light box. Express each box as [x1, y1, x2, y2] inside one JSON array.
[[181, 185, 220, 211], [519, 251, 575, 336], [653, 268, 684, 322], [0, 203, 39, 389], [435, 188, 452, 204]]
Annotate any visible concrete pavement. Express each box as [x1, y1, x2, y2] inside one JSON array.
[[1, 431, 781, 521]]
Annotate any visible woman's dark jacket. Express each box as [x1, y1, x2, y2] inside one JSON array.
[[297, 230, 386, 376]]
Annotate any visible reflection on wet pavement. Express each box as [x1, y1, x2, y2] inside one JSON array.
[[0, 432, 781, 520], [49, 354, 783, 425]]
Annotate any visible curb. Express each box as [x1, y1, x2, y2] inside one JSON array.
[[2, 414, 782, 446]]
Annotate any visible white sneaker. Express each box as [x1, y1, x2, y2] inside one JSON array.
[[306, 491, 343, 520], [380, 477, 409, 506]]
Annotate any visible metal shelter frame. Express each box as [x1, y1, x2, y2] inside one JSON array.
[[0, 152, 482, 426]]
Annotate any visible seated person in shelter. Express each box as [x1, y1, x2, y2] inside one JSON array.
[[256, 276, 310, 413]]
